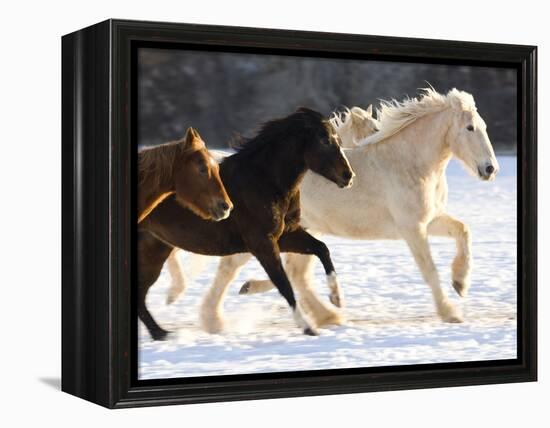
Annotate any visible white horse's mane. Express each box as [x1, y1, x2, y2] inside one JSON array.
[[359, 88, 477, 146], [329, 107, 352, 130], [328, 106, 374, 131]]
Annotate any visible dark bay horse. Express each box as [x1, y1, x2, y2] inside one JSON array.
[[138, 127, 233, 223], [139, 108, 355, 340]]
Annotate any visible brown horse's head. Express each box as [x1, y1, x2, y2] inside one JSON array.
[[173, 128, 233, 221], [300, 108, 355, 189]]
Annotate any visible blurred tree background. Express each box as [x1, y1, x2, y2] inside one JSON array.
[[138, 48, 517, 153]]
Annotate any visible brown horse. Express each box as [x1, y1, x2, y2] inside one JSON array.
[[138, 127, 233, 223], [139, 108, 355, 340]]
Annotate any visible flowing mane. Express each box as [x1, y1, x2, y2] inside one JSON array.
[[329, 106, 375, 130], [329, 107, 353, 130], [359, 88, 477, 146], [138, 137, 201, 187]]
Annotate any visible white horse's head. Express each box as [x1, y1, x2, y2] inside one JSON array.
[[330, 105, 379, 148], [446, 90, 499, 181]]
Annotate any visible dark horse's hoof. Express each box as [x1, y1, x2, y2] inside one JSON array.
[[151, 329, 171, 341], [303, 327, 319, 336], [239, 281, 251, 295]]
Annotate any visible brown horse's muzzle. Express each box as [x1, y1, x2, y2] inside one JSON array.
[[210, 198, 233, 221]]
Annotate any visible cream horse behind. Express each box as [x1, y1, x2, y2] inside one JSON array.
[[169, 89, 499, 333]]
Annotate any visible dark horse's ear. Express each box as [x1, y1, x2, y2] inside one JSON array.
[[295, 107, 324, 130]]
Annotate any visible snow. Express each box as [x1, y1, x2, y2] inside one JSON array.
[[138, 156, 517, 380]]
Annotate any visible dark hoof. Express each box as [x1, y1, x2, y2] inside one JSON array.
[[452, 280, 466, 297], [239, 281, 251, 295], [151, 329, 170, 341], [303, 327, 319, 336]]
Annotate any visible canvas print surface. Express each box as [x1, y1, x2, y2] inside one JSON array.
[[136, 48, 517, 380]]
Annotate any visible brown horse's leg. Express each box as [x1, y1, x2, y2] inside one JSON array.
[[137, 231, 174, 340], [278, 228, 344, 307], [250, 240, 318, 336]]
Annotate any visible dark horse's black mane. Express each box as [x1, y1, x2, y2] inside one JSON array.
[[230, 107, 329, 159]]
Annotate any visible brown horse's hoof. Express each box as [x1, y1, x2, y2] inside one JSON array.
[[151, 329, 171, 341], [239, 281, 251, 295]]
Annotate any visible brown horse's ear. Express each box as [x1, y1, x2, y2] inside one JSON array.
[[183, 127, 195, 144], [190, 127, 202, 141], [183, 127, 204, 149]]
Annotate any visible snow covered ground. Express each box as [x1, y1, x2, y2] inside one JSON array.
[[138, 156, 517, 380]]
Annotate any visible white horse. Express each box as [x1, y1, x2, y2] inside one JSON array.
[[169, 89, 499, 333]]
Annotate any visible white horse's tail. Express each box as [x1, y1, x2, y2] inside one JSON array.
[[165, 250, 210, 305]]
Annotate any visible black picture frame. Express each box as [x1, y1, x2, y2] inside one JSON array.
[[61, 19, 537, 408]]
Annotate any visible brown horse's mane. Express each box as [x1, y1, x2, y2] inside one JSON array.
[[138, 137, 201, 188]]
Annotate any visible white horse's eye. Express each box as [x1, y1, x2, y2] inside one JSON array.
[[466, 125, 474, 131]]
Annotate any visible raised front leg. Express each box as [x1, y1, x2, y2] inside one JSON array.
[[200, 253, 252, 333], [278, 228, 344, 308], [250, 240, 318, 336], [428, 213, 472, 297], [399, 225, 463, 323]]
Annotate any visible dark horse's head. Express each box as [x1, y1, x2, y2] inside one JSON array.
[[296, 107, 355, 188]]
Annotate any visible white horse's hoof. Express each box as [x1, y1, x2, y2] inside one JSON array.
[[329, 292, 344, 308], [314, 309, 345, 327], [200, 311, 226, 334], [293, 307, 317, 334], [303, 326, 319, 336], [438, 301, 464, 323], [239, 281, 251, 295], [452, 280, 470, 298]]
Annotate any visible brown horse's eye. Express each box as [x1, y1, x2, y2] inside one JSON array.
[[466, 125, 474, 131], [198, 162, 208, 174]]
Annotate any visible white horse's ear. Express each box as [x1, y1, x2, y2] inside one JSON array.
[[350, 107, 364, 121], [366, 104, 373, 116]]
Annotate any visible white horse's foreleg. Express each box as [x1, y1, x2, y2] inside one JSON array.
[[200, 253, 252, 333], [400, 225, 463, 323], [165, 249, 186, 305], [283, 253, 344, 327], [428, 213, 472, 297]]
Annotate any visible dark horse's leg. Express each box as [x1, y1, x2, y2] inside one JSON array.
[[278, 227, 343, 307], [249, 240, 318, 336], [137, 230, 174, 340]]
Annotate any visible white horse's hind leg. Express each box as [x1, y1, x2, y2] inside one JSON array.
[[400, 225, 463, 323], [239, 279, 275, 295], [200, 253, 252, 333], [428, 213, 472, 297], [165, 250, 186, 305]]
